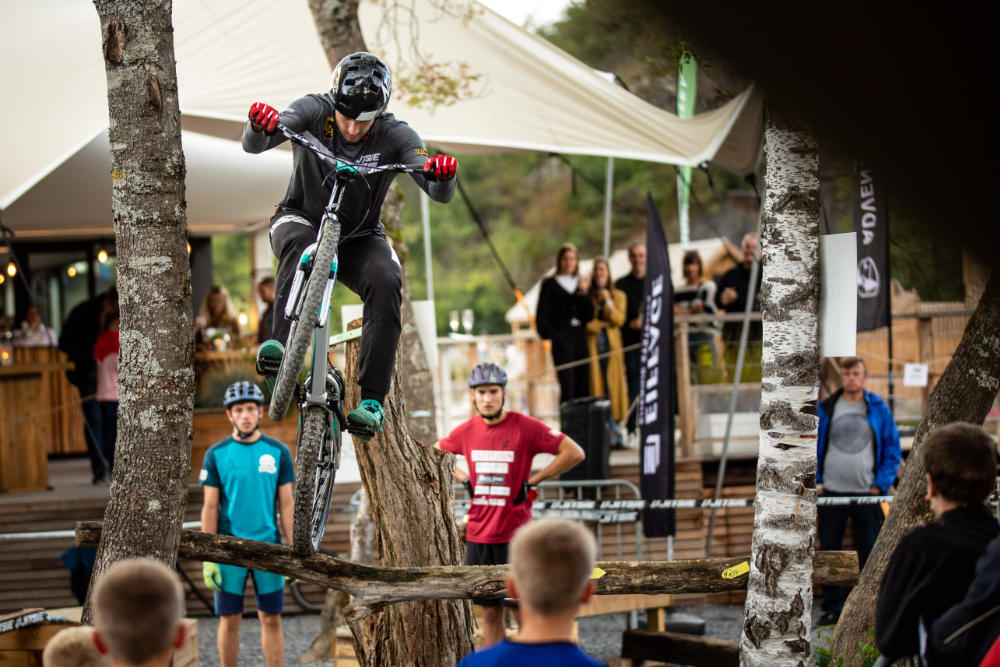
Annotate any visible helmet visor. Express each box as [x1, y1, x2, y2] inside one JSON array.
[[334, 98, 381, 122]]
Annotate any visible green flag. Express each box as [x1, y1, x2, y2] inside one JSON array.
[[676, 53, 696, 248]]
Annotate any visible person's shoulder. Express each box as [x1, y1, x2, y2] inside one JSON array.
[[258, 434, 291, 453], [506, 411, 542, 427], [376, 113, 419, 139], [206, 437, 234, 453], [865, 389, 889, 410], [202, 437, 235, 463], [298, 93, 334, 111], [897, 522, 952, 553], [451, 417, 478, 435]]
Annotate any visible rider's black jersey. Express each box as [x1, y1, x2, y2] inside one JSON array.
[[242, 93, 455, 239]]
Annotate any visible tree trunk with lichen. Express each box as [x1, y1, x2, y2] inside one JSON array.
[[383, 187, 439, 443], [739, 113, 821, 666], [831, 269, 1000, 664], [82, 0, 194, 623], [344, 328, 474, 665]]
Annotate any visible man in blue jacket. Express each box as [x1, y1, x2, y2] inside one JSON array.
[[816, 356, 901, 625]]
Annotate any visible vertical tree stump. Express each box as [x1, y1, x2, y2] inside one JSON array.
[[344, 319, 473, 665]]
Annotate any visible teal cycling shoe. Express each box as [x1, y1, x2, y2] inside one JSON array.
[[256, 339, 285, 392], [346, 399, 385, 440]]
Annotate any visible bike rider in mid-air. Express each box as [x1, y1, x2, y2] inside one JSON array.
[[244, 52, 458, 439]]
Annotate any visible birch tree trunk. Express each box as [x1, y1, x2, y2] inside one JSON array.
[[83, 0, 193, 622], [831, 269, 1000, 663], [740, 113, 821, 666]]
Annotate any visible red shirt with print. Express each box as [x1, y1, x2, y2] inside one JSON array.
[[439, 411, 564, 544]]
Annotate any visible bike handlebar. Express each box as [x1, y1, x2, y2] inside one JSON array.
[[275, 121, 424, 176]]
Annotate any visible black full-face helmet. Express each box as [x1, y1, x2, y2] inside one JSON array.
[[329, 52, 392, 121]]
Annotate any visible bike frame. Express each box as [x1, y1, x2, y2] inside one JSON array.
[[273, 121, 423, 420]]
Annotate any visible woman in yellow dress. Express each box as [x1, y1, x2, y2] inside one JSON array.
[[585, 256, 629, 430]]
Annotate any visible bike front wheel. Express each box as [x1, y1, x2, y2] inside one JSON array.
[[269, 224, 339, 421], [292, 404, 340, 556]]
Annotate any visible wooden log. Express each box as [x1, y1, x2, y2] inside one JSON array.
[[76, 523, 857, 615], [622, 629, 739, 667]]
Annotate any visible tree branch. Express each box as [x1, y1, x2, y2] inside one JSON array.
[[77, 522, 856, 621]]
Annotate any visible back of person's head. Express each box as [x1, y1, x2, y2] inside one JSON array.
[[510, 519, 596, 616], [92, 558, 185, 665], [43, 626, 109, 667], [924, 422, 998, 506]]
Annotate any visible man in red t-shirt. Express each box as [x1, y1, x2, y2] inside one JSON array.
[[436, 362, 586, 647]]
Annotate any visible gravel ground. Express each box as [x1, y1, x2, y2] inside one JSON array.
[[195, 603, 835, 665]]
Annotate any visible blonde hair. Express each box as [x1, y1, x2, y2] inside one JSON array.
[[199, 285, 238, 329], [93, 558, 184, 665], [510, 519, 596, 616], [42, 626, 109, 667]]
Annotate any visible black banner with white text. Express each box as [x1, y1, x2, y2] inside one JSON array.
[[854, 164, 890, 331], [639, 195, 675, 537]]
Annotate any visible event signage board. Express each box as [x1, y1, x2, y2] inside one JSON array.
[[639, 195, 676, 537]]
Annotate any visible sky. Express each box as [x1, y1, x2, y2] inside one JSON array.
[[477, 0, 573, 28]]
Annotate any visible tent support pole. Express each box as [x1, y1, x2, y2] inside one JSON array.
[[421, 190, 433, 302], [705, 219, 762, 557], [603, 157, 614, 257]]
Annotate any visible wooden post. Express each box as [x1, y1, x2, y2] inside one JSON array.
[[675, 321, 695, 457], [343, 319, 474, 666]]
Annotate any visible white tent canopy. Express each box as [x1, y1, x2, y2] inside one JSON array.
[[0, 0, 761, 239]]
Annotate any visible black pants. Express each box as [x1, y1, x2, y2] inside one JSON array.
[[623, 346, 640, 434], [74, 377, 106, 481], [270, 214, 401, 398], [817, 492, 884, 613], [550, 328, 589, 403]]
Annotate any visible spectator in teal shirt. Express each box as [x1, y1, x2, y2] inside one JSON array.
[[200, 381, 294, 667]]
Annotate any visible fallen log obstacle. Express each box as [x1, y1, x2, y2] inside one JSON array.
[[75, 522, 857, 621], [621, 629, 739, 667]]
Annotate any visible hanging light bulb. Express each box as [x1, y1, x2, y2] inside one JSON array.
[[97, 249, 109, 264], [186, 242, 191, 254], [67, 266, 78, 278], [6, 263, 16, 277]]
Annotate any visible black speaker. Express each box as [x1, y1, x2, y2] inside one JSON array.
[[558, 396, 611, 481]]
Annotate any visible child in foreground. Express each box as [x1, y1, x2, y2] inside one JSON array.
[[458, 518, 603, 666]]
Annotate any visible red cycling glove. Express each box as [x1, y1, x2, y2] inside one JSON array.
[[248, 102, 279, 134], [423, 154, 457, 181], [514, 482, 538, 508]]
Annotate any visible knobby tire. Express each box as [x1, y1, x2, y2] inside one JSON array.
[[268, 224, 340, 421], [292, 404, 338, 555]]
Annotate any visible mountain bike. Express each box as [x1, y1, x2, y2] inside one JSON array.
[[265, 121, 424, 555]]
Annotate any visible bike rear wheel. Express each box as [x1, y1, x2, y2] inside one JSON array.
[[292, 404, 340, 555], [269, 224, 340, 421]]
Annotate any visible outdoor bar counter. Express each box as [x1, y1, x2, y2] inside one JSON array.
[[0, 361, 67, 493]]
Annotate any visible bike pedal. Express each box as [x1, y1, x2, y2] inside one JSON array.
[[345, 424, 377, 441]]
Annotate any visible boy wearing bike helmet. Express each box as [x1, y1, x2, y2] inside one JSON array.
[[435, 363, 586, 647], [245, 51, 459, 439], [199, 381, 294, 667]]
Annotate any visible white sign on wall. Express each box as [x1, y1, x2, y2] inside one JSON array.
[[903, 363, 929, 387]]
